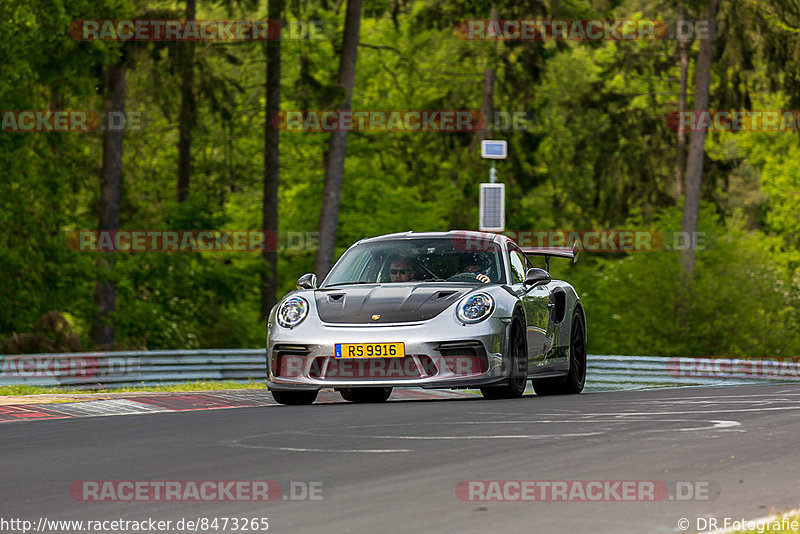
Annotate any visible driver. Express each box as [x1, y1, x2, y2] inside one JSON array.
[[458, 253, 491, 283], [388, 256, 416, 282]]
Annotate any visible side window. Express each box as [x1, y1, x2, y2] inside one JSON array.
[[508, 249, 527, 285]]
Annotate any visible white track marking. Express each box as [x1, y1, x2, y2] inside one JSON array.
[[588, 391, 800, 402], [221, 434, 413, 453], [469, 406, 800, 417], [335, 420, 740, 438], [342, 418, 729, 429], [310, 432, 605, 440], [594, 406, 800, 416], [240, 446, 413, 453], [638, 420, 741, 433]]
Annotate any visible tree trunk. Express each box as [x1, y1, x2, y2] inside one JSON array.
[[261, 0, 283, 318], [475, 5, 498, 146], [91, 63, 126, 349], [177, 0, 196, 203], [314, 0, 362, 279], [675, 1, 688, 199], [680, 0, 717, 278]]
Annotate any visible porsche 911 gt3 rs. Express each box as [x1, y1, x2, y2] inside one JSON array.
[[266, 230, 586, 405]]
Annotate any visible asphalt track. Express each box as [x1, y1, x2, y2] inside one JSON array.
[[2, 384, 800, 534]]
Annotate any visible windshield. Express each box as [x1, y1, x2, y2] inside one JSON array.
[[322, 238, 506, 287]]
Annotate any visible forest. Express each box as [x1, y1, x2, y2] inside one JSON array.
[[2, 0, 799, 357]]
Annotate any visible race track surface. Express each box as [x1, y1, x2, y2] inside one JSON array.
[[2, 385, 799, 534]]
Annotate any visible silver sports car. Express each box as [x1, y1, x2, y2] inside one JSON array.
[[266, 230, 586, 405]]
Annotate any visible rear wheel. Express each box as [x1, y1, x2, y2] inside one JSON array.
[[481, 318, 527, 400], [270, 390, 319, 405], [532, 309, 586, 395], [340, 387, 393, 403]]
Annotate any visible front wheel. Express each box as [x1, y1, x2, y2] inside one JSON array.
[[271, 389, 319, 405], [340, 387, 393, 403], [532, 309, 586, 395], [481, 318, 527, 400]]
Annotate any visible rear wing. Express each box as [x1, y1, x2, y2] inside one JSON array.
[[521, 243, 578, 271]]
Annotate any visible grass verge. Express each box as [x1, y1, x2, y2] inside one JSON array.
[[724, 509, 800, 533]]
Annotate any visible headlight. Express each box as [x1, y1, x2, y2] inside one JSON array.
[[277, 296, 309, 328], [456, 292, 494, 324]]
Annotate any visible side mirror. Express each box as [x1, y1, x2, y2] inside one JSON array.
[[296, 273, 317, 290], [524, 268, 551, 287]]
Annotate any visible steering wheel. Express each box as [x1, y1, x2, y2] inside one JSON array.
[[446, 272, 483, 282]]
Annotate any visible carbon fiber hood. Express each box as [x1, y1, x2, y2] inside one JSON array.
[[315, 284, 473, 324]]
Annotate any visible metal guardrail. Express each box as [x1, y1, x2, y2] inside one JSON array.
[[0, 349, 267, 388], [583, 355, 798, 392], [0, 351, 797, 389]]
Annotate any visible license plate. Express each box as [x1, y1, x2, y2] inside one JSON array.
[[334, 342, 405, 358]]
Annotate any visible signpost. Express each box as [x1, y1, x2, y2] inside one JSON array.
[[479, 140, 507, 232]]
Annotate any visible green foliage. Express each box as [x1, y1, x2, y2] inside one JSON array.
[[569, 205, 800, 356], [2, 0, 800, 357]]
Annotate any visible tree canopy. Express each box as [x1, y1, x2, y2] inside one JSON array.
[[2, 0, 799, 356]]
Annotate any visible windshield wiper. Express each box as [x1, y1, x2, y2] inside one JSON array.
[[324, 281, 376, 287], [423, 278, 447, 282]]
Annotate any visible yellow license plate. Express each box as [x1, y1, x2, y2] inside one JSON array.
[[335, 342, 405, 358]]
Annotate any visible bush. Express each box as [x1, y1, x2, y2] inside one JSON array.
[[567, 206, 800, 356]]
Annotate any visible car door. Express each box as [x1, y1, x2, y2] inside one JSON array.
[[508, 246, 550, 372]]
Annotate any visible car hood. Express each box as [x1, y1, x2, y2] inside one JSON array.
[[315, 283, 474, 324]]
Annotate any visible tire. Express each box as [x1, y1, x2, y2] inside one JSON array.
[[532, 309, 586, 395], [480, 317, 527, 400], [340, 387, 393, 403], [271, 389, 319, 405]]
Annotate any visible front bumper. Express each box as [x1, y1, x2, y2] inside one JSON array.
[[266, 316, 510, 390]]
